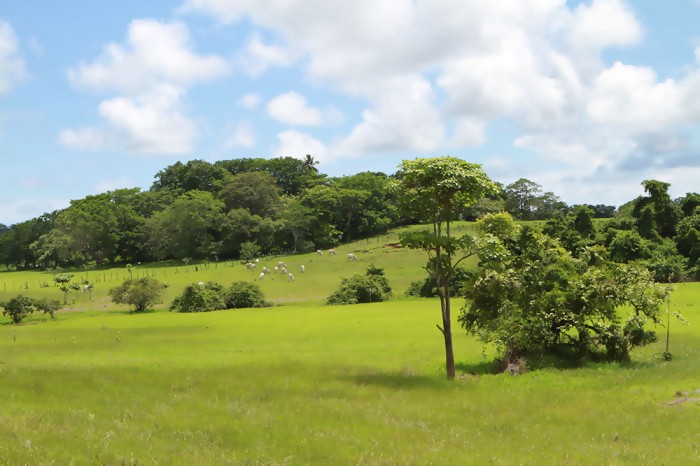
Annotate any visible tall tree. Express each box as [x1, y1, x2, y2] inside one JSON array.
[[394, 157, 499, 379]]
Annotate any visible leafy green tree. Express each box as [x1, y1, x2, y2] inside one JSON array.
[[678, 192, 700, 217], [239, 241, 261, 262], [151, 159, 230, 194], [53, 273, 79, 304], [146, 191, 224, 260], [109, 277, 166, 313], [609, 230, 651, 263], [170, 282, 226, 313], [504, 178, 542, 220], [223, 281, 271, 308], [460, 216, 671, 364], [393, 156, 499, 379], [218, 171, 281, 217], [573, 205, 596, 239], [633, 180, 681, 238], [1, 295, 36, 324], [278, 198, 315, 253]]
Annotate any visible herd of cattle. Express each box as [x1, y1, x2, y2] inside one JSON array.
[[244, 249, 359, 282]]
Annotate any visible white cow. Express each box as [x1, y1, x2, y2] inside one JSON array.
[[277, 261, 287, 268], [300, 265, 305, 273], [316, 249, 323, 255], [328, 249, 338, 256], [262, 267, 271, 274], [197, 282, 205, 286], [259, 272, 265, 280], [246, 262, 256, 270], [347, 253, 358, 261], [288, 273, 295, 282]]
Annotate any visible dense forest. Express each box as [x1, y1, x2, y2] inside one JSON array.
[[0, 156, 697, 281]]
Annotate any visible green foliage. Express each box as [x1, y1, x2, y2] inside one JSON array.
[[53, 273, 80, 304], [1, 295, 36, 324], [170, 282, 226, 313], [109, 277, 166, 313], [327, 265, 392, 305], [239, 241, 261, 262], [218, 171, 281, 217], [0, 295, 62, 323], [406, 267, 472, 298], [608, 230, 651, 263], [460, 223, 671, 363], [223, 281, 271, 309]]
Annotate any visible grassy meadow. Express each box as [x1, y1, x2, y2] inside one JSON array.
[[0, 223, 698, 464]]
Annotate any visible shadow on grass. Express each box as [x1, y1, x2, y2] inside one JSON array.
[[340, 370, 450, 390]]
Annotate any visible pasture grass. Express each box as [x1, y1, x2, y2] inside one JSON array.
[[0, 223, 472, 311], [0, 222, 698, 463], [0, 284, 698, 464]]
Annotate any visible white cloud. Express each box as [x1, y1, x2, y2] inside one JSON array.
[[0, 20, 26, 94], [273, 130, 328, 162], [58, 127, 115, 151], [267, 91, 323, 126], [98, 85, 197, 155], [241, 34, 294, 76], [567, 0, 643, 50], [224, 123, 255, 149], [238, 92, 260, 109], [68, 19, 228, 94], [182, 0, 700, 200], [63, 19, 228, 155]]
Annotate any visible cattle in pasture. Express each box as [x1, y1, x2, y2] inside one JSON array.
[[316, 249, 323, 255], [246, 262, 256, 270], [197, 282, 205, 286], [347, 253, 358, 261], [288, 273, 295, 282], [300, 265, 305, 273], [277, 261, 287, 268], [81, 285, 92, 292], [328, 249, 338, 255], [262, 267, 271, 274], [259, 272, 265, 280]]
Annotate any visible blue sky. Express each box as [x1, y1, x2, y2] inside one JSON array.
[[1, 0, 699, 225]]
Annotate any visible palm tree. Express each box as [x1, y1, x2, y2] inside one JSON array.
[[303, 154, 319, 173]]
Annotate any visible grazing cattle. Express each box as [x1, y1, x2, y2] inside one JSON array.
[[328, 249, 338, 255], [274, 266, 279, 272], [262, 267, 271, 274], [255, 259, 259, 264], [288, 273, 295, 282], [197, 282, 205, 286], [246, 262, 256, 270], [81, 285, 92, 292], [347, 253, 358, 261], [300, 265, 305, 273], [277, 261, 287, 268], [316, 249, 323, 256], [259, 272, 265, 280], [280, 267, 287, 274]]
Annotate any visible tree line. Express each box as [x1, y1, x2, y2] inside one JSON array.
[[0, 156, 697, 282]]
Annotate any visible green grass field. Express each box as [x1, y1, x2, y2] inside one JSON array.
[[0, 224, 698, 464]]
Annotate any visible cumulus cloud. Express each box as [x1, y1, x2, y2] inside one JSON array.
[[267, 91, 323, 126], [0, 20, 26, 94], [180, 0, 700, 202], [62, 19, 228, 155]]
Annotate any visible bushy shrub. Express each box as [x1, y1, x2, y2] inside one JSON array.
[[327, 265, 392, 305], [224, 281, 271, 309], [170, 282, 226, 313], [109, 277, 166, 313], [1, 295, 63, 324]]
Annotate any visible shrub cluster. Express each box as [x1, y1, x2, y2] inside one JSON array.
[[1, 295, 62, 324], [405, 267, 472, 298], [327, 265, 392, 305], [170, 280, 270, 313]]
